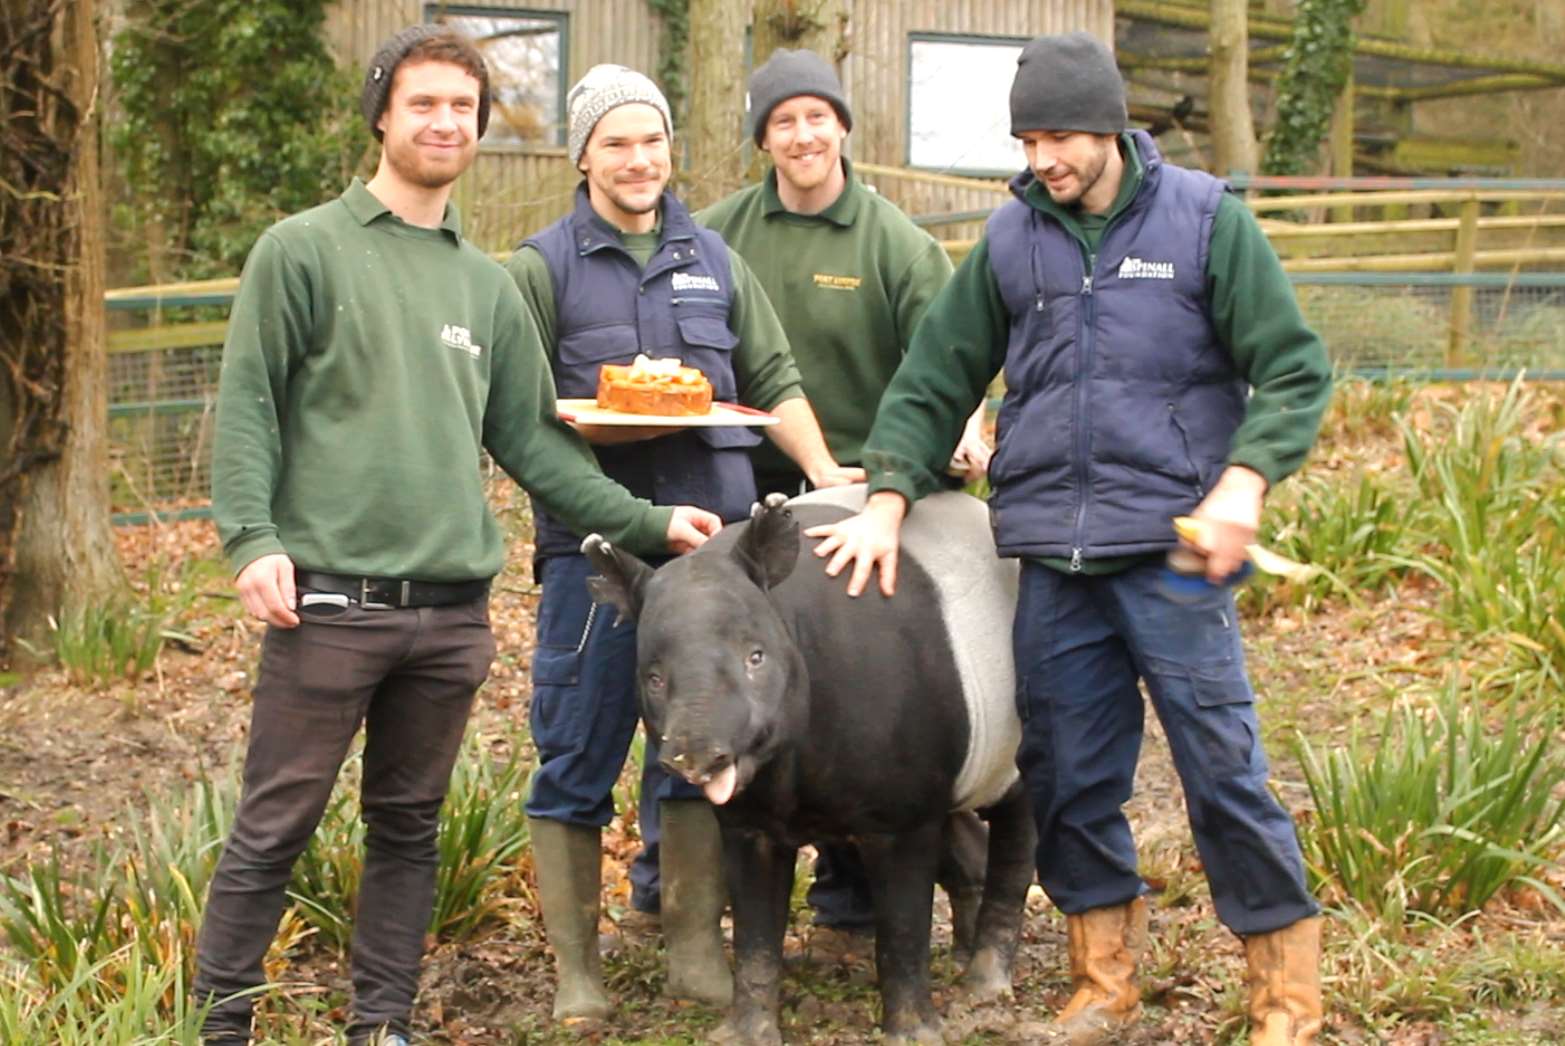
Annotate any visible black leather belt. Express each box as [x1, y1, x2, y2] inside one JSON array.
[[296, 571, 489, 610]]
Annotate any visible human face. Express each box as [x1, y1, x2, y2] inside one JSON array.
[[376, 59, 482, 190], [579, 103, 671, 233], [1017, 130, 1118, 213], [761, 95, 846, 205]]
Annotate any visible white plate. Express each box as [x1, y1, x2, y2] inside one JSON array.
[[556, 398, 780, 428]]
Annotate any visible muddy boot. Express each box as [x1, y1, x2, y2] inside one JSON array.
[[528, 817, 611, 1022], [1047, 897, 1148, 1044], [659, 800, 733, 1006], [1245, 916, 1324, 1046]]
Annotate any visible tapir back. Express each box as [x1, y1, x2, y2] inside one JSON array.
[[788, 486, 1021, 812]]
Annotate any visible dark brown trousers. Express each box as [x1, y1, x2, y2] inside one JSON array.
[[194, 597, 495, 1044]]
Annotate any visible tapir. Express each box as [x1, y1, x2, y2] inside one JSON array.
[[582, 486, 1036, 1045]]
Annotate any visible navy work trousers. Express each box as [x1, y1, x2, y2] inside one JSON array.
[[194, 596, 494, 1044], [525, 553, 699, 910], [1012, 558, 1318, 935]]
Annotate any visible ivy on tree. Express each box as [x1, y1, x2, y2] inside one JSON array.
[[111, 0, 364, 278], [1262, 0, 1368, 177], [645, 0, 690, 125]]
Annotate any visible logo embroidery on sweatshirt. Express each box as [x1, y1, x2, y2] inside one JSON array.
[[1117, 257, 1176, 280], [671, 272, 721, 293], [441, 323, 482, 358], [813, 273, 862, 291]]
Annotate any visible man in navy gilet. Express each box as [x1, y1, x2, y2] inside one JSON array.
[[807, 33, 1331, 1046], [505, 64, 859, 1024]]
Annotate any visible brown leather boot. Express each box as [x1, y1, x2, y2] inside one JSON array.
[[1049, 897, 1148, 1044], [1245, 916, 1324, 1045]]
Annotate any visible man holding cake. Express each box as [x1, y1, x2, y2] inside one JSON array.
[[504, 64, 857, 1024], [695, 48, 994, 959]]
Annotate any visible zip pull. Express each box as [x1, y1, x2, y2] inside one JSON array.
[[1035, 293, 1045, 313], [1080, 274, 1093, 295], [1070, 547, 1083, 572]]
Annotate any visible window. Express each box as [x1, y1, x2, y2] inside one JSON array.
[[425, 5, 568, 149], [907, 33, 1027, 175]]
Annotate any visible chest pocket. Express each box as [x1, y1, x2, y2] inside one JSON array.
[[556, 323, 639, 398]]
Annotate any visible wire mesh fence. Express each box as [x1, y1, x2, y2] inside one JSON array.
[[102, 271, 1565, 518], [1293, 273, 1565, 374]]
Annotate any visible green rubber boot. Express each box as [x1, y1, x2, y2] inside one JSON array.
[[528, 817, 611, 1022]]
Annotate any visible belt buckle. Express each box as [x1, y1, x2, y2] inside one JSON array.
[[359, 578, 406, 610]]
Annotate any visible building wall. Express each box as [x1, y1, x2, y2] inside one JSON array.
[[329, 0, 1113, 249]]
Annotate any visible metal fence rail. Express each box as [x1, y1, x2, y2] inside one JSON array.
[[103, 270, 1565, 518]]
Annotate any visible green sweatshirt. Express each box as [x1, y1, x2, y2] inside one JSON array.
[[504, 226, 803, 410], [697, 160, 953, 482], [212, 178, 671, 580], [865, 135, 1332, 558]]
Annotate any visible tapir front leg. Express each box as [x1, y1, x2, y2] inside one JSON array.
[[858, 822, 945, 1045], [712, 825, 795, 1046], [961, 780, 1036, 1002]]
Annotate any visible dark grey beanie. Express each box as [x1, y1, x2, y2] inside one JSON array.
[[747, 49, 853, 146], [1008, 31, 1126, 136], [361, 24, 491, 141]]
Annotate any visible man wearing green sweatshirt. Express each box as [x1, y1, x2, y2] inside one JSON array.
[[696, 47, 991, 953], [810, 32, 1329, 1046], [195, 28, 717, 1046]]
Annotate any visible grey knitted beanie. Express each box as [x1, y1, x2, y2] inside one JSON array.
[[361, 24, 491, 141], [567, 64, 673, 167], [1008, 31, 1127, 136], [747, 48, 852, 146]]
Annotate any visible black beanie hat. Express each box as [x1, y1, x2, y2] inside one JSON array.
[[361, 24, 492, 141], [1008, 31, 1126, 136], [747, 48, 853, 146]]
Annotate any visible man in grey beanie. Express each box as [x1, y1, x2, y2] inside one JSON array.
[[506, 61, 857, 1026], [697, 45, 992, 963], [807, 30, 1329, 1046]]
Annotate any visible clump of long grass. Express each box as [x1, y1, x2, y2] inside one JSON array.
[[0, 726, 533, 1035], [1391, 377, 1565, 685], [1297, 681, 1565, 926]]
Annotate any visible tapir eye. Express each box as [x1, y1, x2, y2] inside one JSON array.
[[645, 670, 665, 690], [746, 649, 765, 668]]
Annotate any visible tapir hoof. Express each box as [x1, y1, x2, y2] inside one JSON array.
[[710, 1012, 782, 1046], [958, 946, 1014, 1003], [882, 1022, 945, 1045]]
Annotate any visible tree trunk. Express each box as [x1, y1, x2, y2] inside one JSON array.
[[1, 0, 122, 653], [752, 0, 848, 67], [681, 0, 751, 209], [1209, 0, 1258, 177]]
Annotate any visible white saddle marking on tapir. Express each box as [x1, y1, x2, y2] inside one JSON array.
[[789, 485, 1022, 812]]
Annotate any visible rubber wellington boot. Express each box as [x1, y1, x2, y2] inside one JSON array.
[[528, 817, 611, 1021], [1245, 916, 1324, 1045], [659, 800, 733, 1006], [1048, 897, 1148, 1045]]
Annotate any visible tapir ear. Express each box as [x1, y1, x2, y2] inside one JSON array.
[[581, 533, 654, 623], [732, 493, 798, 591]]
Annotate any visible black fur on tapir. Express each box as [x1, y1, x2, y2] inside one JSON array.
[[582, 487, 1036, 1045]]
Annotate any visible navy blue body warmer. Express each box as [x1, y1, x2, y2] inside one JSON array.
[[983, 131, 1246, 561], [527, 186, 761, 560]]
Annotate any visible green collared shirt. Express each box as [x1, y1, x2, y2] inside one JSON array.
[[212, 178, 672, 579], [698, 159, 953, 481]]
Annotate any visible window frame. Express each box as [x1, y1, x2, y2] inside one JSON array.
[[905, 31, 1030, 178], [423, 3, 570, 154]]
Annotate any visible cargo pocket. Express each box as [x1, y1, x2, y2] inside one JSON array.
[[1167, 661, 1259, 779], [529, 643, 588, 753]]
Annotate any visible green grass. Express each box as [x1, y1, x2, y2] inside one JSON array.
[[1297, 681, 1565, 923]]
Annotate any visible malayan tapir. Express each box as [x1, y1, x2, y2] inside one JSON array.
[[582, 485, 1036, 1045]]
